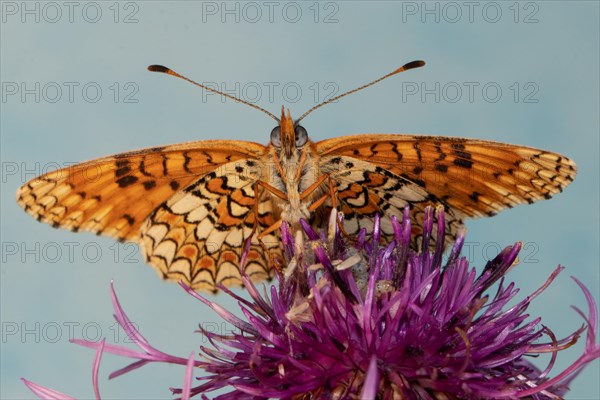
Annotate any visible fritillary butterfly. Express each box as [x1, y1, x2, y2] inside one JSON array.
[[16, 61, 576, 292]]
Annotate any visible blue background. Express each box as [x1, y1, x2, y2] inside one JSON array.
[[1, 1, 598, 399]]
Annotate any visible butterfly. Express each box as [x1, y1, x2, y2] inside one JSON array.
[[16, 61, 577, 292]]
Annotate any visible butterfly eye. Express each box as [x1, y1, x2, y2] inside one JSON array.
[[295, 125, 308, 147], [270, 126, 281, 148]]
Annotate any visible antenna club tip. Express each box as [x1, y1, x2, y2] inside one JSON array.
[[402, 60, 426, 71], [148, 65, 171, 74]]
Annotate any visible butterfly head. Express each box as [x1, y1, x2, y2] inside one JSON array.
[[270, 107, 309, 159]]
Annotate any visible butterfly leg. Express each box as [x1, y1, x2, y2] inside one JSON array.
[[257, 219, 283, 240], [257, 181, 288, 201], [325, 176, 358, 243], [252, 181, 288, 272], [299, 174, 355, 242], [301, 173, 340, 234], [294, 148, 308, 182], [307, 192, 330, 212], [299, 173, 329, 201]]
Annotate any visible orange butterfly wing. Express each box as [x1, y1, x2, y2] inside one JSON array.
[[16, 140, 268, 241], [140, 158, 281, 291], [317, 134, 576, 240]]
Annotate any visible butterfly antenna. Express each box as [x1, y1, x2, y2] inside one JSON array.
[[148, 65, 279, 122], [295, 60, 426, 124]]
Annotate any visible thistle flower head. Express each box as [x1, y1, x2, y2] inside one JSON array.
[[179, 207, 599, 399], [23, 207, 600, 399]]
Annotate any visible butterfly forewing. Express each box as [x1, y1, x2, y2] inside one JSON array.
[[16, 140, 267, 241], [316, 134, 576, 239]]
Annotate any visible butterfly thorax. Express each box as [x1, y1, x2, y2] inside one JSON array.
[[258, 108, 327, 228], [262, 141, 324, 228]]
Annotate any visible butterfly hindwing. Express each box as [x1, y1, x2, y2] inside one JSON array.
[[320, 155, 465, 245], [140, 159, 280, 292]]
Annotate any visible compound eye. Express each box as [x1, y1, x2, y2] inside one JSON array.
[[295, 125, 308, 147], [270, 126, 281, 148]]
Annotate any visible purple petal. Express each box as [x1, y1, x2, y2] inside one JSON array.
[[181, 352, 195, 400], [361, 356, 379, 399], [21, 378, 77, 400], [92, 338, 105, 400]]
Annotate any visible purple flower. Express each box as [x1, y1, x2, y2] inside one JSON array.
[[23, 207, 600, 399]]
